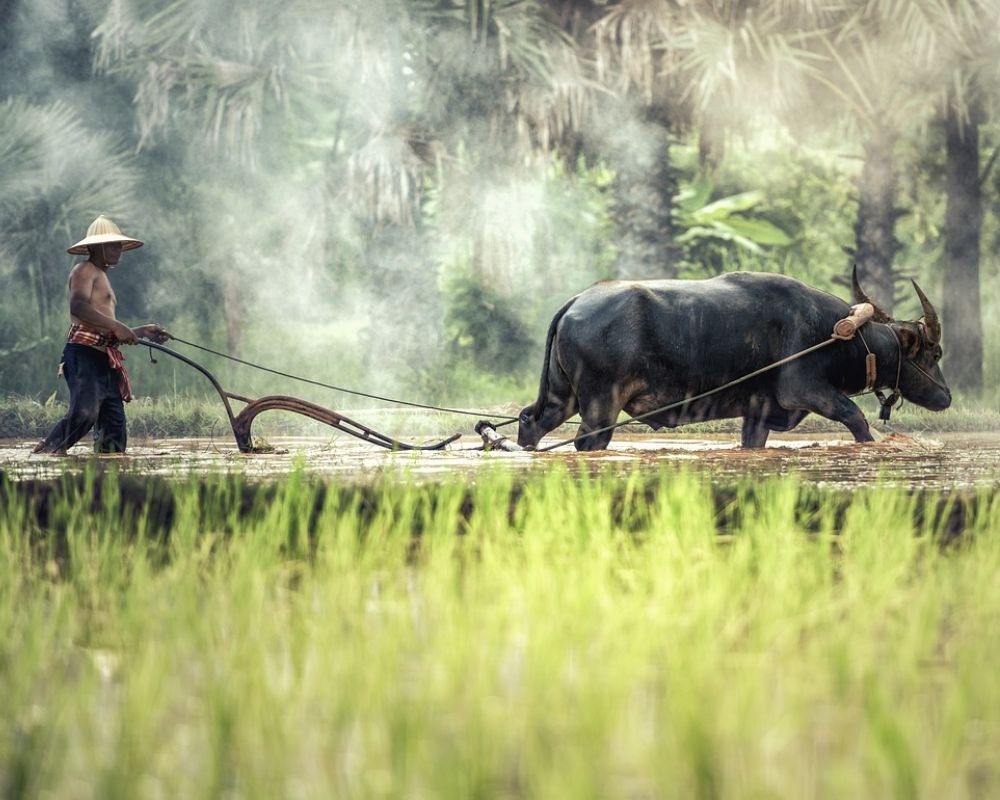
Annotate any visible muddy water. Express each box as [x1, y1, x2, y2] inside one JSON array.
[[3, 431, 999, 490]]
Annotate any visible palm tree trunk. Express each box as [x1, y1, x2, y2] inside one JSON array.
[[853, 126, 902, 311], [29, 258, 49, 338], [941, 97, 984, 393], [609, 106, 680, 279]]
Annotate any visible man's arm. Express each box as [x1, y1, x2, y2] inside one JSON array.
[[68, 265, 137, 344]]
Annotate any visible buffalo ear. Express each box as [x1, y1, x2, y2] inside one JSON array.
[[896, 325, 922, 358], [851, 265, 892, 322]]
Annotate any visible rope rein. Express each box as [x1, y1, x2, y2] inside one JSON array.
[[162, 336, 519, 425]]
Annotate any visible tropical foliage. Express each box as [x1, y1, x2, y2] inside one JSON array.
[[0, 0, 998, 403]]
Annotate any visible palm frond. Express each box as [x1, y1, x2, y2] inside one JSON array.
[[95, 0, 332, 161], [344, 129, 427, 229], [0, 98, 140, 333], [591, 0, 678, 104], [0, 98, 138, 233], [508, 38, 597, 152]]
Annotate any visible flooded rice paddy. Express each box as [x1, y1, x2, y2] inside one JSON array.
[[2, 430, 999, 490]]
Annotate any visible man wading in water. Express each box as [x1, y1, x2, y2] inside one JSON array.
[[33, 216, 170, 455]]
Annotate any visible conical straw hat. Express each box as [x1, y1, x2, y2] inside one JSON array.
[[67, 215, 143, 255]]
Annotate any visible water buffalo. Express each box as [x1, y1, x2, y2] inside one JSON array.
[[517, 269, 951, 450]]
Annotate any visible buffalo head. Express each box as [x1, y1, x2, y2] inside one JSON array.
[[517, 403, 543, 449], [852, 266, 951, 411]]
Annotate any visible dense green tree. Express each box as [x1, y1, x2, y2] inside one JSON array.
[[576, 2, 676, 278], [586, 1, 834, 279], [942, 91, 986, 392], [823, 0, 999, 391], [1, 0, 996, 405], [0, 97, 140, 393], [930, 1, 1000, 393]]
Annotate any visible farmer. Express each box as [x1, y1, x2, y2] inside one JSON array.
[[33, 215, 171, 455]]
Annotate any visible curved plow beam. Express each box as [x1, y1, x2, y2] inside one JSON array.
[[141, 341, 461, 453], [233, 396, 461, 452]]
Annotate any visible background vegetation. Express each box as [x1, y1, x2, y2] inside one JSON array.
[[2, 0, 999, 419]]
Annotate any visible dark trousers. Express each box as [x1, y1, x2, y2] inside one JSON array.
[[37, 344, 127, 453]]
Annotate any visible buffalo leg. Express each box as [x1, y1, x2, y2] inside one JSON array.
[[809, 395, 874, 442], [740, 414, 771, 448], [741, 396, 775, 448], [517, 352, 579, 448], [517, 393, 577, 449], [576, 395, 622, 451], [828, 396, 874, 442], [785, 392, 873, 443], [767, 409, 808, 433]]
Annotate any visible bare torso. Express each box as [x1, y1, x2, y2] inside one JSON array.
[[68, 261, 118, 351], [63, 243, 164, 349]]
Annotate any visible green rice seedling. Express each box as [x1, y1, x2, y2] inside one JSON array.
[[1, 464, 998, 799]]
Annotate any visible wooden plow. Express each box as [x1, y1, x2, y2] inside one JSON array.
[[142, 341, 461, 453]]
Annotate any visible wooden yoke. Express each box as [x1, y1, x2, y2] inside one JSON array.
[[832, 302, 875, 340], [830, 302, 879, 391]]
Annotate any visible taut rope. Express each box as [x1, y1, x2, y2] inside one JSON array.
[[162, 335, 518, 425]]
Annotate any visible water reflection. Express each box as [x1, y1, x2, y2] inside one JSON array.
[[1, 432, 998, 490]]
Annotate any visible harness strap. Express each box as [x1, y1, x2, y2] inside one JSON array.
[[874, 326, 904, 422], [856, 330, 878, 393]]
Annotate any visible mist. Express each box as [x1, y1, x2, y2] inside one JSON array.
[[2, 0, 998, 409]]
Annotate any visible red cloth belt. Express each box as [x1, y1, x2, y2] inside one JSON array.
[[65, 324, 134, 402]]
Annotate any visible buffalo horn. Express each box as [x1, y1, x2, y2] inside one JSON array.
[[912, 280, 941, 344], [851, 265, 892, 322]]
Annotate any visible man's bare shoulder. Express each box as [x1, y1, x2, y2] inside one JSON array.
[[68, 260, 106, 288], [69, 260, 98, 279]]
